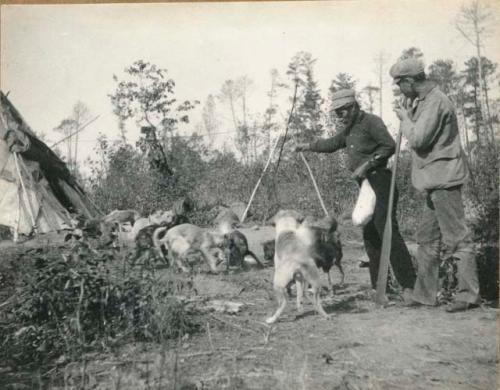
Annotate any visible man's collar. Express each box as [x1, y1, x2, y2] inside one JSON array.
[[417, 80, 437, 100]]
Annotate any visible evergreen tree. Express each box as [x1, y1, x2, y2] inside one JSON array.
[[286, 51, 324, 142]]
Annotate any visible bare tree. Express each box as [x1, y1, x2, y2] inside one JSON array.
[[373, 51, 388, 118], [218, 79, 242, 131], [72, 101, 91, 172], [362, 85, 380, 114], [53, 101, 92, 173], [218, 77, 255, 164], [202, 94, 219, 136], [455, 0, 496, 141]]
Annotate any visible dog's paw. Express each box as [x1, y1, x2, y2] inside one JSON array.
[[321, 313, 332, 321]]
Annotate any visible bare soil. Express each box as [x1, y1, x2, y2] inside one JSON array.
[[1, 224, 498, 390]]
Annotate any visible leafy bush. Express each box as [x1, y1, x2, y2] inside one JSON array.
[[466, 143, 499, 302], [0, 235, 199, 367]]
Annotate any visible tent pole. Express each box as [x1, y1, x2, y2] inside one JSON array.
[[13, 152, 38, 234]]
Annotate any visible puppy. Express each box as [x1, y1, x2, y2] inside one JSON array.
[[266, 210, 329, 324], [154, 223, 229, 273]]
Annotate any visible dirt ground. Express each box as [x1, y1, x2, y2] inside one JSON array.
[[1, 224, 498, 390]]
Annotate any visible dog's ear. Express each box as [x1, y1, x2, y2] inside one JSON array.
[[292, 210, 305, 224], [267, 213, 277, 227]]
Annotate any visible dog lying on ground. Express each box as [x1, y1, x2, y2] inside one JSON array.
[[266, 210, 329, 324], [153, 223, 229, 273]]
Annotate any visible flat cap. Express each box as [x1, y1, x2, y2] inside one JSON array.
[[331, 89, 356, 110], [389, 58, 425, 79]]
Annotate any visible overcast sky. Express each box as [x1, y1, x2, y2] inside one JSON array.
[[1, 0, 499, 168]]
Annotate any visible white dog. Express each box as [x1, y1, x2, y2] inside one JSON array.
[[153, 223, 228, 273], [127, 210, 176, 242], [266, 210, 329, 324]]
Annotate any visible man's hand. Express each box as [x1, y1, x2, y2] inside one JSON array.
[[351, 160, 371, 181], [393, 99, 409, 121], [294, 142, 310, 152]]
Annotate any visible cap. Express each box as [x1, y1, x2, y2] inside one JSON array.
[[389, 58, 425, 79], [331, 89, 356, 110]]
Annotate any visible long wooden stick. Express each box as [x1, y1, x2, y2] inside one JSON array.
[[13, 152, 38, 233], [298, 152, 329, 217], [241, 81, 300, 222], [240, 133, 282, 223], [50, 115, 100, 148], [374, 125, 403, 305]]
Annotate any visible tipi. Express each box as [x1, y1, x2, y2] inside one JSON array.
[[0, 91, 100, 238]]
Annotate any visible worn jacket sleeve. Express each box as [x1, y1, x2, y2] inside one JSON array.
[[308, 132, 346, 153], [367, 115, 395, 162], [400, 97, 445, 152]]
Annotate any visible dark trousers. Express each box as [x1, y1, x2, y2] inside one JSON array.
[[362, 168, 416, 290]]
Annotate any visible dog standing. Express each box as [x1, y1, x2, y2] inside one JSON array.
[[154, 223, 228, 273], [303, 215, 344, 291], [266, 210, 329, 324]]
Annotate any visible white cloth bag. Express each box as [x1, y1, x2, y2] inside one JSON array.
[[352, 179, 376, 226]]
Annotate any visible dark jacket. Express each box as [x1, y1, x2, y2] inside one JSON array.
[[308, 110, 395, 173]]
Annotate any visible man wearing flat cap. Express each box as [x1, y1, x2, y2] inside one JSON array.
[[391, 57, 480, 312], [295, 89, 416, 298]]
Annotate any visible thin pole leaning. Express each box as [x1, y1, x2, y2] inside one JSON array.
[[13, 152, 38, 233], [50, 115, 100, 148], [298, 152, 329, 217], [374, 122, 403, 305], [241, 81, 300, 222], [240, 133, 283, 223]]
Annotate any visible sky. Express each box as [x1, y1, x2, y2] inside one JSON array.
[[1, 0, 499, 170]]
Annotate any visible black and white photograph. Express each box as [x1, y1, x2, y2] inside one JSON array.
[[0, 1, 498, 388]]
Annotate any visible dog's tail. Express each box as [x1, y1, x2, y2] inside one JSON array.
[[152, 226, 169, 256], [298, 259, 329, 290]]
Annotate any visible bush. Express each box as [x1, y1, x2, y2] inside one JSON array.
[[466, 143, 499, 302], [0, 234, 199, 367]]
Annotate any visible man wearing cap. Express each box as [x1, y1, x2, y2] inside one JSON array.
[[295, 89, 416, 299], [390, 57, 480, 312]]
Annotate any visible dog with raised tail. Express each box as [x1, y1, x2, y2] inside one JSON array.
[[266, 210, 329, 324]]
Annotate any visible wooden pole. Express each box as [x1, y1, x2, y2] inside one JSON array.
[[374, 122, 403, 305]]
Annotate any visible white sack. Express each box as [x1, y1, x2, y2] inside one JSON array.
[[352, 179, 376, 226]]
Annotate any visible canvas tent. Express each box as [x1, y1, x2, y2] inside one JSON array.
[[0, 90, 100, 237]]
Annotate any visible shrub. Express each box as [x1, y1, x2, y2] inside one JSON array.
[[0, 234, 199, 367]]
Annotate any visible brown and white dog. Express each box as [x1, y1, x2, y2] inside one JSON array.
[[153, 223, 229, 273], [302, 215, 344, 291], [266, 210, 329, 324]]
